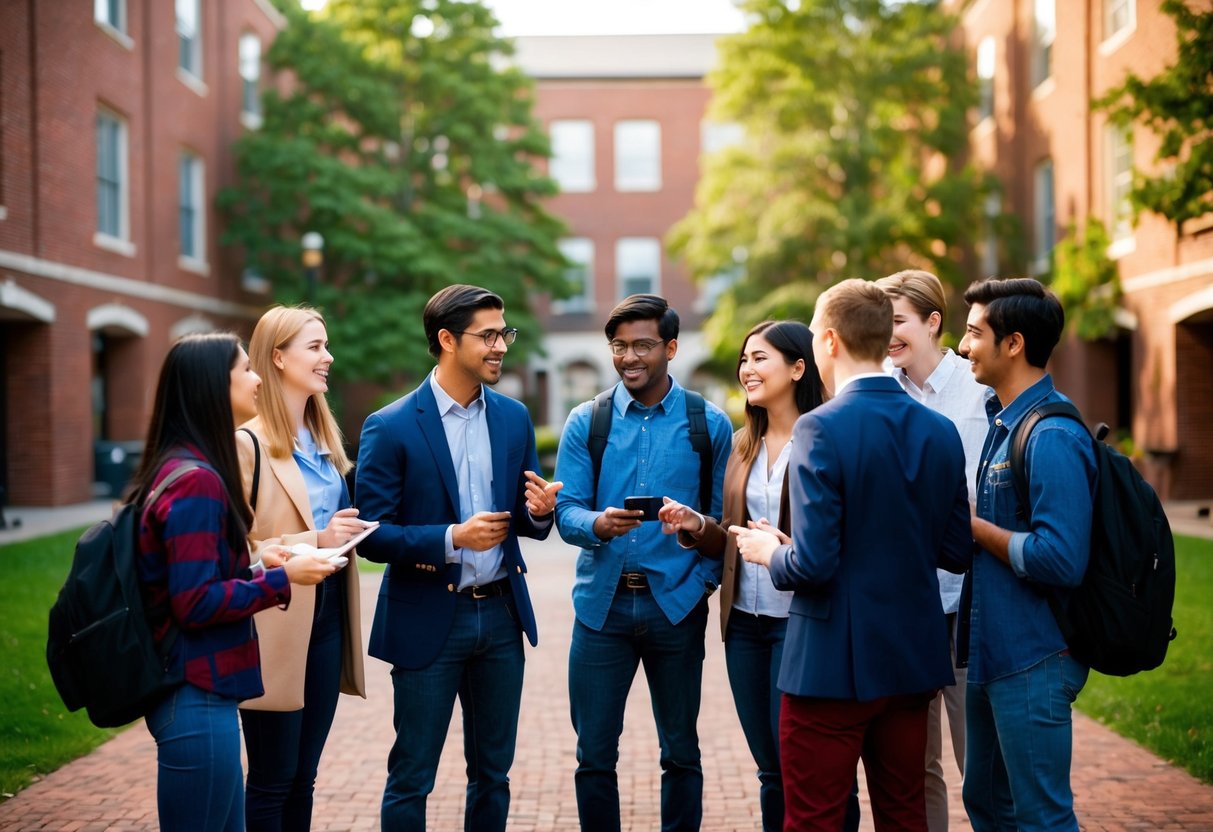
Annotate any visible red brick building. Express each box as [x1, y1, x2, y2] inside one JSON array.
[[513, 34, 733, 431], [0, 0, 281, 506], [953, 0, 1213, 499]]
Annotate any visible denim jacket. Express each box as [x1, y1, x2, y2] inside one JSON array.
[[957, 374, 1097, 685]]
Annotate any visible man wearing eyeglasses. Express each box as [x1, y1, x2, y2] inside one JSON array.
[[356, 284, 562, 831], [554, 294, 733, 831]]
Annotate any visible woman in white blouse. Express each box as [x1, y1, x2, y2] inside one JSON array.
[[660, 320, 841, 832]]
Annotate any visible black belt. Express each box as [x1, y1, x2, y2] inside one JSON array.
[[618, 572, 649, 591], [457, 578, 510, 600]]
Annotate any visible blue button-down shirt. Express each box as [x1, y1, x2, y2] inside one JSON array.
[[429, 373, 506, 590], [554, 378, 734, 630], [292, 426, 346, 530], [960, 374, 1097, 685]]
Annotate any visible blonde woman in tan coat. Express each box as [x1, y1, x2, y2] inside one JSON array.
[[237, 305, 367, 831]]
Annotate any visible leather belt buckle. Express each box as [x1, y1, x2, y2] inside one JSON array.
[[619, 572, 648, 591]]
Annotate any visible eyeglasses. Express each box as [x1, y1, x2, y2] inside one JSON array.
[[450, 327, 519, 348], [608, 339, 665, 357]]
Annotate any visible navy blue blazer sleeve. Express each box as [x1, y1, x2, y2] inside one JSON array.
[[768, 412, 842, 590]]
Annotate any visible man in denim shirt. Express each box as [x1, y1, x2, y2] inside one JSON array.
[[554, 294, 733, 831], [957, 278, 1097, 832]]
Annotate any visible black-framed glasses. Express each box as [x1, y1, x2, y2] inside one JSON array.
[[450, 327, 519, 348], [608, 338, 665, 357]]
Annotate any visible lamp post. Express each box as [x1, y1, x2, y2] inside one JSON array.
[[301, 231, 324, 305]]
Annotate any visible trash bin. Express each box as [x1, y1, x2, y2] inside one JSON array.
[[93, 440, 144, 497]]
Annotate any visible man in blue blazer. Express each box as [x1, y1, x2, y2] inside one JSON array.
[[735, 279, 972, 831], [356, 284, 562, 831]]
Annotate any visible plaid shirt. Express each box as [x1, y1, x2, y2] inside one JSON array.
[[138, 454, 290, 700]]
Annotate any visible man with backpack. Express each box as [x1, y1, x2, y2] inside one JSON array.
[[554, 294, 733, 831], [957, 277, 1097, 832]]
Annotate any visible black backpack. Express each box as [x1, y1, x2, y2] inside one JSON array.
[[46, 463, 204, 727], [587, 388, 714, 515], [1010, 402, 1177, 676]]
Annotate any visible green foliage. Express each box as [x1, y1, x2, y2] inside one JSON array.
[[1094, 1, 1213, 234], [1049, 219, 1122, 340], [219, 0, 568, 385], [1078, 535, 1213, 785], [0, 528, 121, 798], [670, 0, 995, 355]]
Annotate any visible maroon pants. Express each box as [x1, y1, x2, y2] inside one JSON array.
[[780, 691, 934, 832]]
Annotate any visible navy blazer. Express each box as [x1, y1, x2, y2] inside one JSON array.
[[355, 377, 551, 670], [768, 376, 972, 702]]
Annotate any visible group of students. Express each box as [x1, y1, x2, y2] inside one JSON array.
[[130, 271, 1094, 832]]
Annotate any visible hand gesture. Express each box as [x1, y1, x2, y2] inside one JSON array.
[[592, 506, 645, 540], [749, 517, 790, 546], [317, 507, 363, 549], [258, 541, 288, 568], [524, 470, 563, 517], [454, 511, 512, 551], [282, 553, 337, 585], [728, 524, 780, 567], [657, 497, 705, 537]]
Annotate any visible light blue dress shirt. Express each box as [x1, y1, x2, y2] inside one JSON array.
[[733, 438, 795, 618], [292, 426, 345, 530], [429, 372, 506, 590]]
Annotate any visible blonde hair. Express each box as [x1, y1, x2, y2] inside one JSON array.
[[247, 306, 352, 474], [875, 269, 947, 343], [815, 279, 894, 364]]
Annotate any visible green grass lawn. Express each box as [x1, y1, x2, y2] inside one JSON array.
[[0, 527, 121, 798], [1076, 533, 1213, 785]]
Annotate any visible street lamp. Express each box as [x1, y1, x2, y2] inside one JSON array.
[[301, 231, 324, 305]]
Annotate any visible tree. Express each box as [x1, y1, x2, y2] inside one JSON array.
[[1095, 1, 1213, 237], [669, 0, 995, 366], [219, 0, 568, 384], [1050, 219, 1121, 341]]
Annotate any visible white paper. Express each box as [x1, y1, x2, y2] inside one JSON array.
[[289, 521, 379, 562]]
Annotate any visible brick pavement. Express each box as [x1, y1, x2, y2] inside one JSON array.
[[3, 535, 1211, 831]]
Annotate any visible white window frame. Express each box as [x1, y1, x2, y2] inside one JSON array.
[[94, 0, 132, 48], [1032, 159, 1055, 274], [1102, 0, 1136, 47], [178, 151, 208, 273], [95, 108, 134, 256], [1031, 0, 1055, 89], [976, 37, 996, 123], [615, 237, 661, 299], [614, 120, 661, 192], [1105, 124, 1134, 251], [549, 120, 595, 193], [553, 238, 595, 315], [239, 33, 262, 129], [176, 0, 203, 83]]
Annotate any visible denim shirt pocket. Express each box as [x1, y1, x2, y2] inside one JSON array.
[[983, 459, 1023, 531]]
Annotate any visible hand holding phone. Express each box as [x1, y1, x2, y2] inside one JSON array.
[[624, 496, 663, 522]]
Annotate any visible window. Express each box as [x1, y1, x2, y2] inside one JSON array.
[[177, 0, 202, 79], [239, 33, 261, 126], [1104, 0, 1135, 41], [178, 151, 205, 264], [614, 120, 661, 192], [1106, 125, 1133, 242], [1031, 0, 1055, 88], [701, 120, 744, 156], [981, 193, 1001, 278], [977, 37, 995, 122], [616, 238, 661, 298], [96, 109, 129, 241], [1033, 159, 1055, 273], [94, 0, 126, 34], [554, 238, 594, 314], [549, 120, 594, 192]]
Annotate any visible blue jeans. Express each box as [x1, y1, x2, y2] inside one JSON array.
[[382, 590, 525, 832], [963, 652, 1089, 831], [241, 571, 344, 831], [146, 683, 243, 832], [569, 590, 708, 832]]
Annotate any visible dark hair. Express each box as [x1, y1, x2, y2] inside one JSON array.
[[962, 277, 1064, 368], [604, 294, 679, 342], [735, 320, 825, 465], [423, 284, 505, 358], [128, 333, 252, 538], [815, 279, 893, 363]]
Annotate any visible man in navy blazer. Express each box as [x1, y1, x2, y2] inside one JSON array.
[[736, 279, 972, 831], [356, 284, 561, 831]]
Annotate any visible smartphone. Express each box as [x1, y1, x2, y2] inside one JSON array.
[[624, 495, 663, 522]]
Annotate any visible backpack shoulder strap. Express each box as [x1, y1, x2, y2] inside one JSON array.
[[238, 428, 261, 510], [587, 390, 615, 509], [684, 390, 713, 515], [1009, 400, 1086, 518], [145, 463, 203, 509]]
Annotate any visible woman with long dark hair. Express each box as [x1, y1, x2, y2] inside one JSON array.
[[659, 320, 840, 832], [131, 333, 334, 831]]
